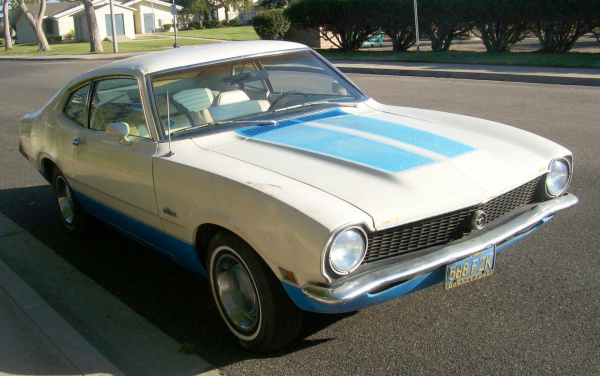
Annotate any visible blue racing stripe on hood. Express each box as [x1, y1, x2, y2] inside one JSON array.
[[245, 124, 436, 174], [319, 115, 475, 158], [238, 108, 347, 137]]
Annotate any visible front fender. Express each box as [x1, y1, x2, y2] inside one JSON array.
[[153, 141, 373, 286]]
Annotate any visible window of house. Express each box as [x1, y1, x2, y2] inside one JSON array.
[[43, 18, 53, 35]]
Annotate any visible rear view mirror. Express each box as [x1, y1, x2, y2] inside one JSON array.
[[332, 82, 348, 96], [106, 122, 132, 146]]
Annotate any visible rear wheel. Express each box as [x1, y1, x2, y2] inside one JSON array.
[[207, 231, 303, 352], [51, 168, 87, 233]]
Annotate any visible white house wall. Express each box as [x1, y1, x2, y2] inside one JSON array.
[[216, 6, 240, 22], [14, 16, 37, 44], [97, 6, 136, 39], [75, 7, 135, 41], [135, 2, 174, 33], [56, 16, 75, 37]]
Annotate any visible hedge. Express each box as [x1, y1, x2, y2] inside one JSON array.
[[253, 9, 290, 40], [284, 0, 600, 53], [529, 0, 600, 52], [373, 0, 416, 52], [467, 0, 530, 52], [285, 0, 377, 51]]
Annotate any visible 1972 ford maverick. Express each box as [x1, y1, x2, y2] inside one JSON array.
[[19, 41, 577, 351]]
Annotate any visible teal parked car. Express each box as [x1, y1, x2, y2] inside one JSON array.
[[362, 33, 384, 47]]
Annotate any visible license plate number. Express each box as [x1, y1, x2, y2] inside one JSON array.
[[445, 246, 495, 290]]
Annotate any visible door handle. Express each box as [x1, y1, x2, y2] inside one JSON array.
[[72, 138, 86, 146]]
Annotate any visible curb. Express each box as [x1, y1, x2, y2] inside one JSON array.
[[0, 215, 123, 376], [2, 52, 599, 87], [0, 53, 141, 62], [334, 64, 600, 87]]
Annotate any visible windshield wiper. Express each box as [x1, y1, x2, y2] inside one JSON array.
[[170, 119, 276, 136], [210, 119, 277, 126], [273, 101, 358, 113]]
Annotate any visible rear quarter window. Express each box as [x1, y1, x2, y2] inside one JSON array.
[[63, 83, 90, 127]]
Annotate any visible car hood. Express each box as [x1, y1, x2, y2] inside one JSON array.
[[192, 102, 567, 230]]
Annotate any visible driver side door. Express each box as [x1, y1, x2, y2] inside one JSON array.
[[69, 77, 161, 229]]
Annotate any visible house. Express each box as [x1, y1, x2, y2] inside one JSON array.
[[10, 0, 182, 44], [10, 3, 77, 44]]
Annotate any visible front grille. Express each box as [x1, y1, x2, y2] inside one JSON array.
[[364, 176, 543, 263]]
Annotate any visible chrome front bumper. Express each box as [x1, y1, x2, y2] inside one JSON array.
[[302, 194, 578, 305]]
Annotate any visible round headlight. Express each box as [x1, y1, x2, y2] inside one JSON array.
[[546, 159, 570, 196], [328, 228, 367, 274]]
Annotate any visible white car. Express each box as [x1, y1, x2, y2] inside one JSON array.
[[19, 41, 577, 352]]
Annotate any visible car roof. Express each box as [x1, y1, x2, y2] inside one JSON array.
[[72, 41, 310, 85]]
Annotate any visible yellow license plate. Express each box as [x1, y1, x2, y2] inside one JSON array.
[[445, 246, 495, 290]]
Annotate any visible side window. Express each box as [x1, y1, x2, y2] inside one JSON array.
[[63, 83, 90, 127], [89, 78, 151, 139]]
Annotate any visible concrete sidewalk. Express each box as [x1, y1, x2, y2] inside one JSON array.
[[332, 60, 600, 87], [0, 213, 218, 376], [0, 215, 122, 375]]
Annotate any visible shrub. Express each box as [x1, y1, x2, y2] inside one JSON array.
[[62, 30, 75, 41], [466, 0, 529, 52], [163, 23, 172, 32], [418, 0, 472, 52], [285, 0, 376, 51], [188, 21, 201, 29], [253, 9, 290, 40], [228, 18, 242, 27], [373, 0, 416, 52], [49, 35, 63, 43], [205, 20, 220, 28], [528, 0, 600, 53]]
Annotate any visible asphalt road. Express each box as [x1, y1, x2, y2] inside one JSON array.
[[0, 59, 598, 375]]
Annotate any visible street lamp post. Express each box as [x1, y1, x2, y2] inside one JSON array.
[[171, 3, 179, 48], [109, 0, 118, 52], [413, 0, 420, 61]]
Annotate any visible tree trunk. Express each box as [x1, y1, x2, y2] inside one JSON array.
[[82, 0, 103, 52], [2, 0, 13, 50], [224, 7, 229, 25], [18, 0, 50, 51]]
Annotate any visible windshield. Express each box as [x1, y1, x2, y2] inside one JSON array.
[[150, 50, 364, 137]]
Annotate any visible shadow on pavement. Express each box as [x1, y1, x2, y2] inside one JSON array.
[[0, 185, 354, 368]]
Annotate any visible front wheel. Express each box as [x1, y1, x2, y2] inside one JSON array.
[[207, 231, 303, 352]]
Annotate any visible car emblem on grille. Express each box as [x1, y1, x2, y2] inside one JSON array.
[[471, 210, 487, 230]]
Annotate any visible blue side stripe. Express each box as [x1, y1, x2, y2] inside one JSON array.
[[319, 115, 475, 158], [73, 191, 206, 276], [248, 125, 435, 173]]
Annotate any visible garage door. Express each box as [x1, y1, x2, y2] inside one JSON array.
[[144, 13, 155, 33], [105, 14, 125, 36]]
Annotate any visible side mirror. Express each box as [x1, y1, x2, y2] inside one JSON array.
[[106, 122, 132, 146]]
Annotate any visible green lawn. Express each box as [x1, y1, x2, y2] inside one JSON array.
[[318, 50, 600, 69], [0, 38, 216, 56], [161, 25, 259, 41]]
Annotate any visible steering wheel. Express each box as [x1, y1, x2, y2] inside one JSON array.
[[268, 91, 308, 111]]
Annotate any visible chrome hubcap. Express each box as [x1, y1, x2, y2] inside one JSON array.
[[214, 253, 258, 332], [55, 176, 74, 224]]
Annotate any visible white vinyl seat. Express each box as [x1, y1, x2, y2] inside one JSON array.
[[216, 90, 251, 106]]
